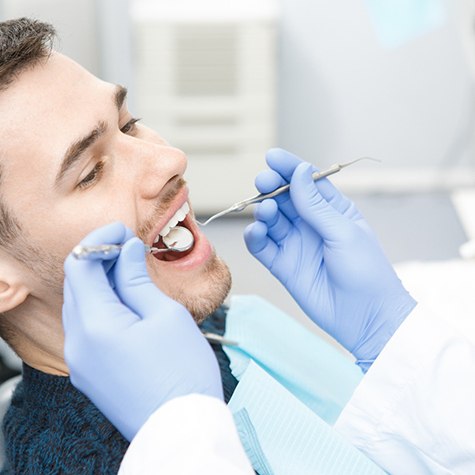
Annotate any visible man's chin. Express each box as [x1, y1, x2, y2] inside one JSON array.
[[169, 255, 232, 323]]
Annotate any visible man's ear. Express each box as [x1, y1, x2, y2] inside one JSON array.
[[0, 259, 30, 313]]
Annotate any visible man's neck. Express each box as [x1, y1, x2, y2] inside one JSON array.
[[5, 300, 69, 376]]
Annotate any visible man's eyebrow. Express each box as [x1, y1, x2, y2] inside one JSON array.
[[115, 85, 128, 111], [55, 85, 128, 187], [55, 121, 107, 186]]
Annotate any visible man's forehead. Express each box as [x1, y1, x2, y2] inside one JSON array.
[[0, 52, 105, 121], [0, 52, 113, 162]]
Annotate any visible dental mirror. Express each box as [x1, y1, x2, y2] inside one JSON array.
[[158, 225, 194, 253], [72, 226, 194, 260]]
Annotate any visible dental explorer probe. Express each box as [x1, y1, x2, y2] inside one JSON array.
[[197, 156, 380, 226]]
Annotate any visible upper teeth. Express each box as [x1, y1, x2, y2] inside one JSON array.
[[154, 202, 190, 243]]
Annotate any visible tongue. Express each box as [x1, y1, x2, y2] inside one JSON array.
[[154, 249, 189, 262], [153, 245, 193, 262]]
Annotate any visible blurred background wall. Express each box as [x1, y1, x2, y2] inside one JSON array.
[[1, 0, 474, 356], [278, 0, 475, 190], [3, 0, 475, 196], [1, 0, 101, 74]]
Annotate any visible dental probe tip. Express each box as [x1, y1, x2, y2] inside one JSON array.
[[341, 156, 381, 168], [360, 156, 381, 162], [196, 204, 241, 226]]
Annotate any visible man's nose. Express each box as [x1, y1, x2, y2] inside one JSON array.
[[131, 142, 187, 200]]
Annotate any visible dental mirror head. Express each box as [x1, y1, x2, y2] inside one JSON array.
[[152, 225, 194, 253]]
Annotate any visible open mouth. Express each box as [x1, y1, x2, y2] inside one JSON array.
[[151, 202, 196, 262]]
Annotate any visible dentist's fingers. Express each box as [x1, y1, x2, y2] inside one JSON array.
[[265, 148, 362, 220], [63, 272, 138, 365], [63, 277, 137, 375], [244, 221, 279, 270], [64, 222, 129, 305], [314, 177, 363, 221], [64, 256, 119, 309], [254, 199, 294, 244], [290, 163, 350, 242], [255, 169, 299, 222], [266, 148, 330, 192], [255, 169, 285, 194], [265, 148, 304, 181], [112, 237, 182, 320], [76, 221, 133, 253], [63, 222, 139, 333]]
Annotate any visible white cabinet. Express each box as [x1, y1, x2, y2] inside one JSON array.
[[132, 0, 278, 213]]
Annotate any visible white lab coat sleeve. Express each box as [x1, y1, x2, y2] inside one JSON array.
[[335, 302, 475, 475], [118, 394, 254, 475]]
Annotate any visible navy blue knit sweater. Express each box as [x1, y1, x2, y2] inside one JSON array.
[[1, 306, 237, 474]]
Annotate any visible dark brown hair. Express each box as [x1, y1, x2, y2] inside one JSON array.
[[0, 18, 56, 248], [0, 19, 57, 349], [0, 18, 56, 91]]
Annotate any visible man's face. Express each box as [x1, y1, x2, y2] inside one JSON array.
[[0, 52, 231, 321]]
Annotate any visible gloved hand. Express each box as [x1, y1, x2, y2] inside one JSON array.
[[244, 149, 416, 371], [63, 222, 223, 441]]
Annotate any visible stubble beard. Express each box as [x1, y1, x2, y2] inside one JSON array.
[[164, 254, 232, 323], [37, 249, 232, 325], [24, 239, 232, 325], [11, 223, 232, 324]]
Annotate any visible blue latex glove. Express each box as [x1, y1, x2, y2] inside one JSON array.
[[244, 149, 416, 371], [63, 222, 223, 441]]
